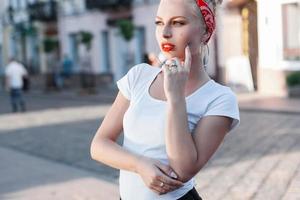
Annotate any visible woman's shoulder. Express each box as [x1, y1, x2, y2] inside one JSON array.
[[204, 80, 238, 104], [130, 63, 160, 74], [127, 63, 161, 81], [210, 80, 236, 95]]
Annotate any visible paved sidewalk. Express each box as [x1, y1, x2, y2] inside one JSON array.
[[1, 89, 300, 114], [238, 92, 300, 114], [0, 146, 119, 200], [0, 89, 299, 200]]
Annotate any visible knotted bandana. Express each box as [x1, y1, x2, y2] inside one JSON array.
[[196, 0, 216, 43]]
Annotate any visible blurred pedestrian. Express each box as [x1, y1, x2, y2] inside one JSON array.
[[62, 54, 73, 88], [5, 58, 28, 112], [91, 0, 240, 199], [79, 52, 95, 94]]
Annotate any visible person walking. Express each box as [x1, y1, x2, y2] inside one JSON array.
[[5, 58, 28, 112]]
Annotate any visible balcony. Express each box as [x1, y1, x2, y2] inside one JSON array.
[[85, 0, 132, 11], [28, 1, 57, 22]]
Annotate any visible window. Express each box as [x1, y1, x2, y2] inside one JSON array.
[[61, 0, 85, 15], [282, 3, 300, 60]]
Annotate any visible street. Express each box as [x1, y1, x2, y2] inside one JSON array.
[[0, 90, 299, 200]]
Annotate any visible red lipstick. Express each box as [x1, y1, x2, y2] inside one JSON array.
[[161, 43, 175, 52]]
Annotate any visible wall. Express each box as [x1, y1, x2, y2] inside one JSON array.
[[257, 0, 300, 96]]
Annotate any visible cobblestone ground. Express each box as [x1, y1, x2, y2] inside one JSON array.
[[0, 92, 299, 200]]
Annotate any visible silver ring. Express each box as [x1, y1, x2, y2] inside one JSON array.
[[170, 64, 177, 68], [160, 182, 164, 187], [168, 64, 178, 72]]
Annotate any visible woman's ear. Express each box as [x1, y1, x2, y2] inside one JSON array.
[[202, 31, 211, 43]]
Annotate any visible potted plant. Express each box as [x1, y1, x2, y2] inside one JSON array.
[[116, 19, 135, 75], [78, 31, 94, 51], [286, 71, 300, 98], [43, 38, 59, 53], [76, 31, 95, 94], [43, 37, 60, 91], [116, 19, 134, 42]]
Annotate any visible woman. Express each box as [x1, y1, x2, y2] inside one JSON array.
[[90, 0, 240, 199]]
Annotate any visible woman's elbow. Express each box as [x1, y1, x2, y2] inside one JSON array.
[[178, 173, 194, 183], [90, 139, 97, 160], [90, 136, 104, 161], [175, 164, 205, 183]]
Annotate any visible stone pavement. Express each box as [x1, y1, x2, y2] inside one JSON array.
[[238, 92, 300, 114], [0, 147, 118, 200], [0, 89, 299, 200]]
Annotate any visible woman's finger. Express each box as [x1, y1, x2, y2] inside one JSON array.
[[155, 161, 179, 179], [162, 63, 171, 75], [150, 186, 165, 195], [184, 45, 192, 72], [150, 182, 168, 195], [173, 57, 184, 72], [152, 180, 179, 194], [158, 173, 184, 187]]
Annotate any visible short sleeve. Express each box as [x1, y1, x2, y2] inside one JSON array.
[[4, 67, 10, 76], [204, 92, 240, 132], [116, 65, 139, 100]]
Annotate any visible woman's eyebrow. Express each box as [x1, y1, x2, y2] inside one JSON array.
[[155, 16, 187, 20]]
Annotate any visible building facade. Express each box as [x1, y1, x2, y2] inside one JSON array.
[[2, 0, 298, 96], [58, 0, 222, 82], [0, 0, 59, 75], [257, 0, 300, 96]]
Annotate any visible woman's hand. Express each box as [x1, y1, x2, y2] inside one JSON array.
[[162, 45, 192, 103], [136, 156, 184, 195]]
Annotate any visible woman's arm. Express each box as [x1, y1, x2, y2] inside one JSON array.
[[90, 92, 183, 194], [163, 47, 234, 182], [165, 100, 232, 182], [90, 92, 139, 172]]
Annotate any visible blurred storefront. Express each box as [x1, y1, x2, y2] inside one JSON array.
[[1, 0, 59, 75], [1, 0, 298, 96], [58, 0, 222, 82], [257, 0, 300, 96], [58, 0, 134, 82]]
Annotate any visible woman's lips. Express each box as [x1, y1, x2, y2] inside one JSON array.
[[161, 43, 175, 52]]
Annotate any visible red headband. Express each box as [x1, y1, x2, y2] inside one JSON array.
[[196, 0, 215, 43]]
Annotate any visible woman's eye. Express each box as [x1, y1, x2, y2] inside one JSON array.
[[173, 21, 185, 25], [155, 21, 163, 25]]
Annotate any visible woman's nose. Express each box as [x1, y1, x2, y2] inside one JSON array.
[[162, 26, 172, 38]]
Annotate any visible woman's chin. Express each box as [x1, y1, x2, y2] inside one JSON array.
[[162, 51, 181, 59]]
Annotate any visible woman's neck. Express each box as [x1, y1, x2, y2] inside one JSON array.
[[188, 53, 210, 82]]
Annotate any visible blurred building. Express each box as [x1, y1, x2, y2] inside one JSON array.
[[0, 0, 59, 75], [257, 0, 300, 96], [58, 0, 148, 81], [58, 0, 221, 82], [1, 0, 299, 96], [223, 0, 300, 96]]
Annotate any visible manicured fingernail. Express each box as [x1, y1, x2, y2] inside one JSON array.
[[170, 172, 177, 179]]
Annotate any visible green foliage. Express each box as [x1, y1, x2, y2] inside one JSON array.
[[116, 19, 134, 41], [43, 38, 59, 53], [286, 71, 300, 87], [26, 25, 38, 36], [15, 24, 38, 37], [78, 31, 94, 50]]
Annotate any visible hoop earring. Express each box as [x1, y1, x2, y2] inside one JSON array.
[[201, 44, 209, 70]]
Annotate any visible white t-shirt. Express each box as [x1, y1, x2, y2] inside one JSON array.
[[5, 61, 28, 89], [117, 64, 240, 200]]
